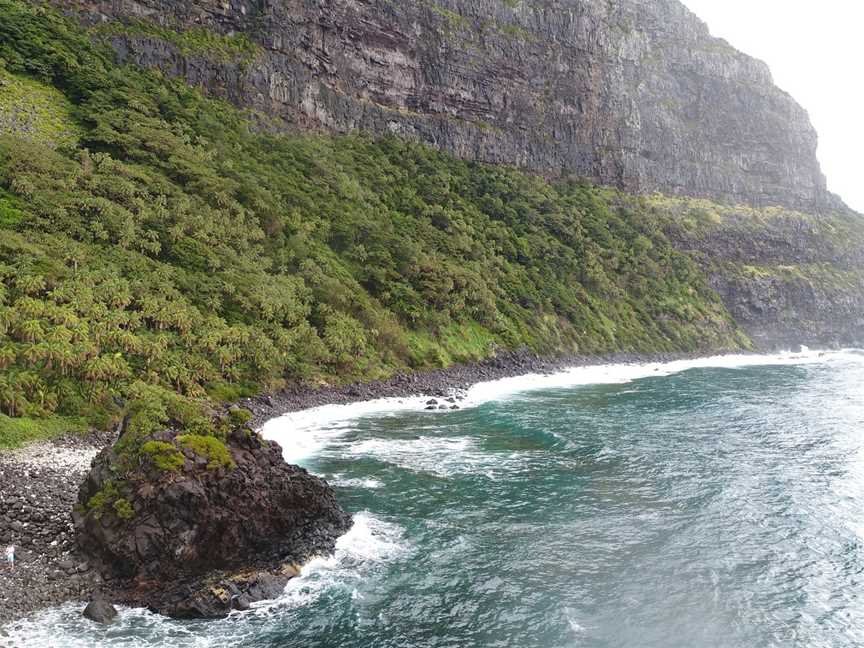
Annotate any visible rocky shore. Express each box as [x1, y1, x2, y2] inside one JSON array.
[[0, 430, 113, 627], [240, 348, 740, 427]]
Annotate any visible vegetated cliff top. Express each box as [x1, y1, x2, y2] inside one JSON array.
[[47, 0, 846, 212]]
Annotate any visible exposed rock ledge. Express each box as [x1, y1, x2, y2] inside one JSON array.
[[72, 424, 352, 618]]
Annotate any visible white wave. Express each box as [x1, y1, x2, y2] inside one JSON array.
[[457, 348, 863, 408], [327, 474, 385, 489], [251, 511, 409, 614], [260, 397, 430, 464], [345, 436, 499, 477]]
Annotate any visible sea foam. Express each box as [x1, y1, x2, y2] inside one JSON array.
[[260, 349, 863, 465], [2, 512, 408, 648]]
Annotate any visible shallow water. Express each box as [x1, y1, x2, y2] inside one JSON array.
[[6, 350, 864, 648]]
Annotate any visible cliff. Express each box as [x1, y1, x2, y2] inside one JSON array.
[[656, 198, 864, 349], [47, 0, 836, 212]]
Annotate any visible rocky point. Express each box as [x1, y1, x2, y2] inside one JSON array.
[[72, 421, 353, 618]]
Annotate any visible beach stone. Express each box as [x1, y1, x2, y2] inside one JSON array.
[[83, 598, 118, 623]]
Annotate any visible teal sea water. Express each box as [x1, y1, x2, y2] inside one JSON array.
[[6, 350, 864, 648]]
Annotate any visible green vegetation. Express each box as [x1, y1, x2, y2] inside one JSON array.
[[92, 18, 261, 64], [140, 440, 186, 471], [177, 434, 235, 470], [0, 65, 80, 148], [0, 413, 85, 449], [0, 0, 748, 454], [113, 497, 135, 519], [425, 2, 469, 31]]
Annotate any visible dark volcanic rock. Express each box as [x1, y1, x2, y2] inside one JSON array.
[[82, 598, 117, 623], [51, 0, 836, 212], [73, 427, 352, 618]]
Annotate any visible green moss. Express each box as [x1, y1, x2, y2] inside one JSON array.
[[140, 440, 186, 471], [113, 497, 135, 519], [177, 433, 235, 470], [92, 18, 261, 64], [0, 68, 80, 148]]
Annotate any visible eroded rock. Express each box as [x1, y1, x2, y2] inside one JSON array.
[[73, 427, 352, 618]]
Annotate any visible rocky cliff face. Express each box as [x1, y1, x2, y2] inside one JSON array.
[[658, 199, 864, 349], [49, 0, 834, 212]]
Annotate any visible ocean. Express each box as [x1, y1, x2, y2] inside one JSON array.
[[6, 349, 864, 648]]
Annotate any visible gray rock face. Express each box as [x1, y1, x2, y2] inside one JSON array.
[[51, 0, 835, 211], [663, 204, 864, 349]]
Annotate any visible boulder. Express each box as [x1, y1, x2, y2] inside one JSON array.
[[82, 599, 117, 624], [73, 425, 352, 618]]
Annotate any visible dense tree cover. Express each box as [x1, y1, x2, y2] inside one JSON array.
[[0, 0, 746, 449]]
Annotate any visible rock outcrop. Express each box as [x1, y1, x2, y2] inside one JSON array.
[[73, 424, 352, 618], [660, 199, 864, 349], [48, 0, 836, 212], [82, 598, 118, 623]]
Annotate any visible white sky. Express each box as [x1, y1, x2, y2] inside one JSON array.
[[681, 1, 863, 212]]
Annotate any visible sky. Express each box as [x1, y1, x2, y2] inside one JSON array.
[[681, 1, 863, 212]]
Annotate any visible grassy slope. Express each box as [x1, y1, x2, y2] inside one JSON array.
[[0, 0, 751, 450]]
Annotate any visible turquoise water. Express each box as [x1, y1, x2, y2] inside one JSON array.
[[6, 351, 864, 647]]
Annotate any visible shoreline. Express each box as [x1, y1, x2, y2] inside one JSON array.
[[240, 348, 745, 429], [0, 430, 112, 628], [0, 345, 842, 629]]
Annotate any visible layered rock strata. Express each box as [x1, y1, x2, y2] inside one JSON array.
[[48, 0, 836, 211]]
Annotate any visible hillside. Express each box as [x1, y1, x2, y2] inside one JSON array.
[[0, 0, 861, 452]]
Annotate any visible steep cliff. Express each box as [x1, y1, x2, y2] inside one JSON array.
[[0, 0, 860, 452], [657, 197, 864, 348], [47, 0, 835, 212]]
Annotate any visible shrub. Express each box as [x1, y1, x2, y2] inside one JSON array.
[[227, 407, 252, 427], [140, 440, 186, 471], [113, 498, 135, 520]]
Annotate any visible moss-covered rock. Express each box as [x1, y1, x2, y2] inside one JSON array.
[[73, 423, 352, 618]]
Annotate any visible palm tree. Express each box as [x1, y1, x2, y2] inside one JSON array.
[[0, 378, 26, 417], [0, 306, 17, 335], [0, 342, 16, 369], [18, 319, 44, 344]]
